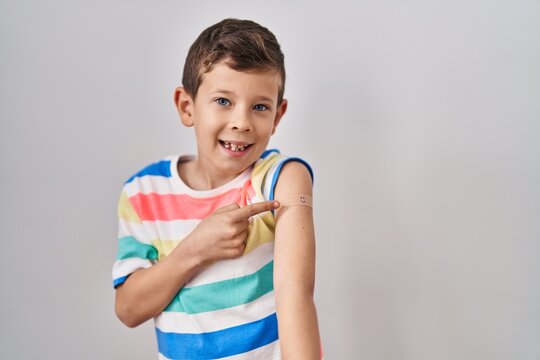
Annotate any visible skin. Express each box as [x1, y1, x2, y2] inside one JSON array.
[[175, 62, 287, 190], [115, 200, 280, 326], [274, 162, 322, 359], [115, 61, 321, 358]]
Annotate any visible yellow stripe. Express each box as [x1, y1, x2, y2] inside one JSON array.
[[150, 213, 275, 260], [144, 155, 280, 261], [118, 190, 142, 224], [244, 212, 275, 254], [152, 239, 181, 260], [252, 152, 280, 198]]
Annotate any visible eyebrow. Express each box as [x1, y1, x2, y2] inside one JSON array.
[[211, 89, 275, 105]]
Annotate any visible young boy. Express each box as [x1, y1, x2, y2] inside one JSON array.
[[112, 18, 321, 359]]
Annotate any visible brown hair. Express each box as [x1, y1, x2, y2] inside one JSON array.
[[182, 18, 286, 105]]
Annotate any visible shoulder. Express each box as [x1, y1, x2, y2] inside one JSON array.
[[123, 155, 178, 185], [257, 150, 314, 201], [274, 161, 313, 195]]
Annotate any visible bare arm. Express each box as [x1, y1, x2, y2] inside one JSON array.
[[115, 200, 280, 327], [115, 238, 205, 328], [274, 162, 321, 359]]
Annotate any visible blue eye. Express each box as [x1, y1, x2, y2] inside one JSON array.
[[216, 98, 230, 106], [254, 104, 268, 111]]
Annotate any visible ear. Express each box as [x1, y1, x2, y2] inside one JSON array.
[[174, 87, 195, 127], [271, 98, 288, 135]]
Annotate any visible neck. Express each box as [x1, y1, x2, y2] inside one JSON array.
[[195, 160, 236, 190], [180, 152, 247, 191]]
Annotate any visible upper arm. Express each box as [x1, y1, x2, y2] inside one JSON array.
[[273, 161, 316, 296]]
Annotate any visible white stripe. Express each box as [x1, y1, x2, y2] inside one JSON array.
[[221, 340, 281, 359], [170, 158, 254, 199], [112, 257, 153, 280], [124, 163, 252, 198], [263, 156, 283, 200], [118, 219, 152, 243], [155, 291, 275, 334], [119, 218, 201, 244], [124, 174, 177, 196], [136, 208, 271, 243], [129, 210, 269, 243], [114, 227, 273, 285], [247, 193, 266, 205], [142, 219, 200, 241], [185, 241, 275, 288]]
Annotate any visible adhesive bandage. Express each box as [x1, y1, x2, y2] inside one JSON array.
[[278, 194, 313, 208]]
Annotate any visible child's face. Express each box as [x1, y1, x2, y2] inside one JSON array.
[[176, 62, 287, 180]]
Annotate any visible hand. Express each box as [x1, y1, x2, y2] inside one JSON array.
[[186, 200, 280, 264]]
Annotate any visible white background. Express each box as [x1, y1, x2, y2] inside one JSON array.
[[1, 0, 539, 359]]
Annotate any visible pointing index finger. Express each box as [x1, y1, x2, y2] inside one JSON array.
[[232, 201, 280, 221]]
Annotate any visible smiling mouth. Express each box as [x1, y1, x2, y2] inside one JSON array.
[[219, 140, 252, 152]]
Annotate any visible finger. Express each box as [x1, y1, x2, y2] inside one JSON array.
[[227, 239, 247, 250], [232, 200, 280, 221], [225, 247, 244, 259], [237, 219, 250, 231], [214, 203, 240, 214], [226, 230, 248, 248]]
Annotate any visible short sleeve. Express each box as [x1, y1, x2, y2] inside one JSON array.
[[112, 188, 158, 288], [262, 155, 314, 201]]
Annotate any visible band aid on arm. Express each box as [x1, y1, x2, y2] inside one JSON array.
[[278, 194, 313, 208]]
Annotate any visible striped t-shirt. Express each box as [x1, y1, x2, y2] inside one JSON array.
[[112, 149, 313, 360]]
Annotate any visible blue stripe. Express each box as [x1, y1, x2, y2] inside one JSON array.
[[125, 160, 172, 184], [113, 275, 129, 288], [269, 157, 314, 201], [156, 313, 278, 359], [260, 148, 280, 159]]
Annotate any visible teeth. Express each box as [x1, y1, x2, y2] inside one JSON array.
[[222, 141, 249, 152]]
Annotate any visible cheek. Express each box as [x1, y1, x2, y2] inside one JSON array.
[[265, 120, 278, 134], [257, 128, 274, 144], [194, 124, 216, 143]]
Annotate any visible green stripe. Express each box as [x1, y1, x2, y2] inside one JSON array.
[[116, 236, 158, 260], [164, 261, 274, 314]]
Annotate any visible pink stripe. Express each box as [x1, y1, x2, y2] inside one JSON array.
[[129, 183, 255, 221]]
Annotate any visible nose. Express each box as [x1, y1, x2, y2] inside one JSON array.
[[229, 109, 253, 132]]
